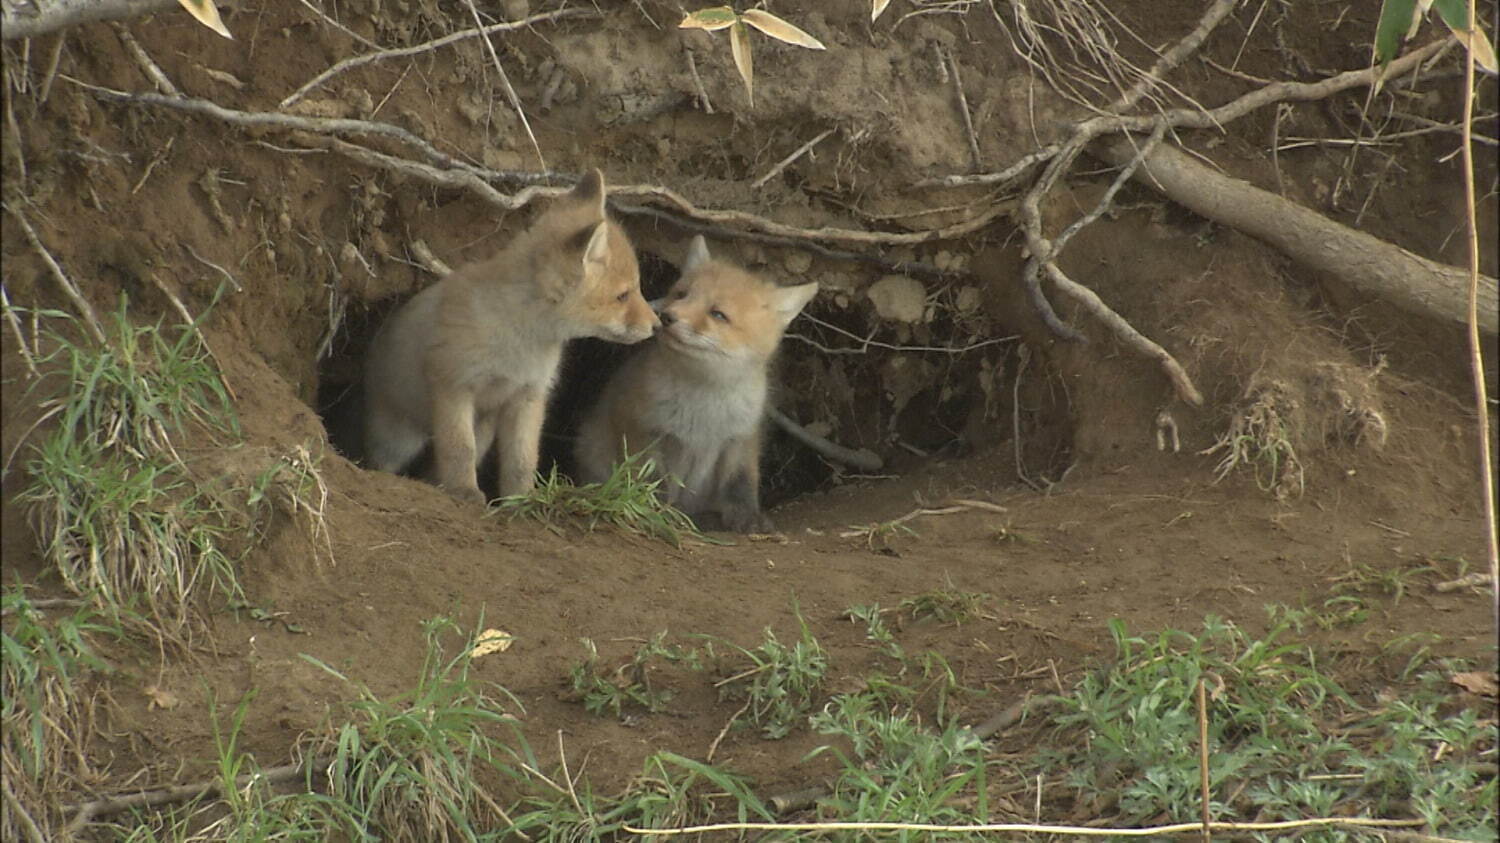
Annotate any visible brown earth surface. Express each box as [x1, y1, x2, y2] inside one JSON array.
[[1, 0, 1496, 833]]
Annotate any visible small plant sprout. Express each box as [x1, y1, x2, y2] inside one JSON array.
[[872, 0, 893, 22], [679, 6, 826, 106]]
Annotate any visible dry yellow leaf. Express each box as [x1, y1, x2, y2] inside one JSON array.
[[472, 628, 515, 658], [740, 9, 826, 50], [176, 0, 234, 39]]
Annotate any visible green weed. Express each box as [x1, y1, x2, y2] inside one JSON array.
[[569, 632, 701, 718], [713, 612, 829, 739], [1, 590, 116, 840], [899, 580, 989, 625], [1033, 612, 1497, 839], [808, 692, 992, 833], [17, 297, 248, 642], [303, 615, 527, 841]]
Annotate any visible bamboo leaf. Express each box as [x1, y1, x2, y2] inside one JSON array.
[[679, 6, 738, 32], [1373, 0, 1418, 66], [175, 0, 233, 39], [730, 20, 754, 105], [1432, 0, 1499, 71], [740, 9, 826, 50]]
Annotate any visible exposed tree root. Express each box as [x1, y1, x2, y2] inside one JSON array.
[[1095, 135, 1498, 335], [2, 0, 176, 41]]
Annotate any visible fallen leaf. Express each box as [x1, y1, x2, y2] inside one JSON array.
[[472, 628, 515, 658], [1450, 670, 1499, 697], [145, 685, 181, 710], [175, 0, 234, 39]]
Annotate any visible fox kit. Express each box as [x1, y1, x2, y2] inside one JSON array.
[[363, 169, 658, 503], [575, 235, 817, 532]]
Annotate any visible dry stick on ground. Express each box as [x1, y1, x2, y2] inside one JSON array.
[[280, 7, 596, 108], [1434, 572, 1497, 593], [63, 760, 313, 833], [3, 783, 47, 843], [3, 204, 106, 345]]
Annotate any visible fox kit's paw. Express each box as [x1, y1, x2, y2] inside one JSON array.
[[442, 484, 487, 506], [722, 507, 774, 534]]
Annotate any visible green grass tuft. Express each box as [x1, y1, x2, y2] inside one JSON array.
[[494, 451, 702, 547]]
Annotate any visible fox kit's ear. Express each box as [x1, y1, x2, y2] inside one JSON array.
[[681, 235, 711, 274], [772, 283, 819, 328], [581, 221, 610, 269], [570, 169, 607, 218]]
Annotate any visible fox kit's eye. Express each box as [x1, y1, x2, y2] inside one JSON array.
[[616, 290, 630, 303], [709, 308, 729, 323]]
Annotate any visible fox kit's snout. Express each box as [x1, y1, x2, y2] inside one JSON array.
[[575, 235, 817, 532], [363, 169, 656, 504]]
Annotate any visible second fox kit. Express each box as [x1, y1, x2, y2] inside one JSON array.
[[364, 170, 658, 503], [575, 235, 817, 532]]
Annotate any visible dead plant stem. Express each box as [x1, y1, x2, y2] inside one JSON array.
[[3, 204, 106, 345], [1459, 0, 1499, 622], [461, 0, 545, 170]]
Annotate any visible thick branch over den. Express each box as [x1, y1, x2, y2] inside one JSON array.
[[1096, 137, 1499, 336], [2, 0, 178, 41]]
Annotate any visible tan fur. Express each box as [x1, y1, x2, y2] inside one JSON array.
[[575, 235, 817, 532], [364, 170, 658, 503]]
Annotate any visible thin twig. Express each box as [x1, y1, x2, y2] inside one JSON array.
[[685, 48, 714, 114], [706, 699, 751, 763], [110, 22, 181, 97], [1458, 0, 1500, 624], [942, 47, 981, 170], [462, 0, 544, 170], [2, 784, 47, 843], [1044, 262, 1203, 405], [37, 32, 65, 104], [182, 244, 244, 292], [1434, 572, 1494, 593], [146, 273, 237, 401], [1, 284, 41, 378], [752, 127, 836, 189], [3, 204, 106, 345], [1197, 677, 1211, 842], [1109, 0, 1237, 114], [795, 313, 1017, 355], [923, 38, 1451, 191], [294, 0, 380, 50], [280, 7, 595, 108]]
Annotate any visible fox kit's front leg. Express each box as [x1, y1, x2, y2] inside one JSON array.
[[495, 387, 548, 497], [430, 387, 485, 503], [714, 435, 772, 533]]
